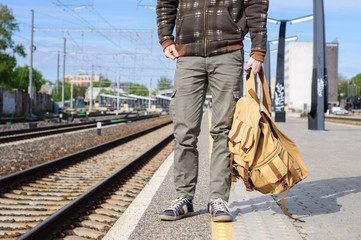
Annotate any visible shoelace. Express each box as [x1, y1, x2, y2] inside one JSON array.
[[210, 198, 230, 213], [166, 198, 188, 214]]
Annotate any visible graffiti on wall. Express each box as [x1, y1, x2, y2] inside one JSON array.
[[274, 82, 285, 112]]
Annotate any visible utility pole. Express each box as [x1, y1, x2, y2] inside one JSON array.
[[308, 0, 327, 130], [56, 51, 59, 95], [98, 77, 102, 107], [148, 78, 152, 112], [70, 80, 73, 109], [117, 76, 120, 115], [62, 38, 66, 110], [29, 9, 34, 116], [90, 64, 94, 112]]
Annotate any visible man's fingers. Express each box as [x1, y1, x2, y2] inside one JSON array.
[[244, 57, 254, 72], [244, 61, 253, 72], [164, 44, 178, 60], [245, 57, 262, 74], [171, 45, 179, 58], [252, 62, 260, 74], [164, 48, 175, 60], [165, 51, 176, 60]]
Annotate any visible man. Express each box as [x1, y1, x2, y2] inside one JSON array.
[[157, 0, 268, 222]]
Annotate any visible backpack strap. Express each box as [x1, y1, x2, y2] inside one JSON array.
[[258, 67, 272, 115], [229, 121, 244, 144], [268, 161, 288, 188], [248, 89, 260, 105], [282, 188, 305, 222], [246, 67, 272, 115]]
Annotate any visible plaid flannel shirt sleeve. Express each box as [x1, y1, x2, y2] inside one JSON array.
[[244, 0, 269, 62], [156, 0, 178, 51]]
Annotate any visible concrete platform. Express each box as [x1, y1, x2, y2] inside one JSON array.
[[104, 110, 361, 240]]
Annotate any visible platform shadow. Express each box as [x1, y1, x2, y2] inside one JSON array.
[[229, 176, 361, 218]]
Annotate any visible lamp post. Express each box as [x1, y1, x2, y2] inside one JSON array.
[[62, 38, 66, 110], [308, 0, 327, 130], [29, 10, 34, 116], [267, 15, 313, 122]]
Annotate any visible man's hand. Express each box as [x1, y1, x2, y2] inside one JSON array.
[[164, 44, 179, 60], [244, 57, 262, 75]]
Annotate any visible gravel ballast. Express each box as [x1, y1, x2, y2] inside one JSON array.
[[0, 116, 171, 177]]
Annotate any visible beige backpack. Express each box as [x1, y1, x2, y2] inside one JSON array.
[[228, 67, 309, 221]]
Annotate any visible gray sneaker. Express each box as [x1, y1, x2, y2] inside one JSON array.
[[208, 198, 233, 222], [158, 198, 195, 221]]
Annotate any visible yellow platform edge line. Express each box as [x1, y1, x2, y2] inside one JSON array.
[[208, 110, 236, 240]]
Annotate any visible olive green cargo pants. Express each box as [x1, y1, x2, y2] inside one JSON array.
[[171, 49, 244, 201]]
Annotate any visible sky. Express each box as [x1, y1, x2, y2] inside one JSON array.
[[1, 0, 361, 89]]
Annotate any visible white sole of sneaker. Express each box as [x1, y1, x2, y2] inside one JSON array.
[[158, 212, 195, 221], [210, 214, 233, 222]]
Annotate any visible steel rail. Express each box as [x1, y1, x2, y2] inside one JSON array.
[[0, 111, 118, 124], [325, 115, 361, 123], [0, 120, 171, 192], [0, 112, 129, 136], [0, 114, 159, 143], [17, 133, 174, 240]]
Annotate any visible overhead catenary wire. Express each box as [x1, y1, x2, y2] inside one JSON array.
[[53, 0, 134, 55], [14, 0, 175, 89]]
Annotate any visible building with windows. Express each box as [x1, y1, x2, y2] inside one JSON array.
[[284, 40, 338, 112], [65, 74, 102, 86]]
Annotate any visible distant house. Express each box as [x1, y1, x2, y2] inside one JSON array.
[[39, 83, 55, 95], [65, 74, 102, 86]]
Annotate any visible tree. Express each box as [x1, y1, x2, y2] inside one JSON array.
[[52, 79, 79, 102], [11, 65, 46, 91], [129, 83, 149, 96], [77, 85, 87, 98], [338, 74, 348, 102], [350, 73, 361, 97], [52, 79, 92, 102], [93, 78, 112, 87], [156, 76, 173, 91], [0, 4, 26, 88]]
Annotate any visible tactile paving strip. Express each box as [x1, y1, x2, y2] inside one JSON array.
[[228, 181, 303, 240]]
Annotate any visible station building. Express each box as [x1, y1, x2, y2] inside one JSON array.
[[284, 40, 338, 112]]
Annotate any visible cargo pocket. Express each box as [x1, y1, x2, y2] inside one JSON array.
[[228, 119, 254, 160], [259, 155, 288, 184], [169, 89, 176, 121], [232, 121, 254, 152], [252, 155, 289, 194]]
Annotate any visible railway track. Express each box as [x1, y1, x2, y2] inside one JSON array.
[[0, 111, 119, 125], [325, 115, 361, 124], [0, 121, 173, 239], [0, 114, 160, 144]]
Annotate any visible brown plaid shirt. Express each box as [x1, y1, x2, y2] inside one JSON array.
[[157, 0, 268, 61]]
